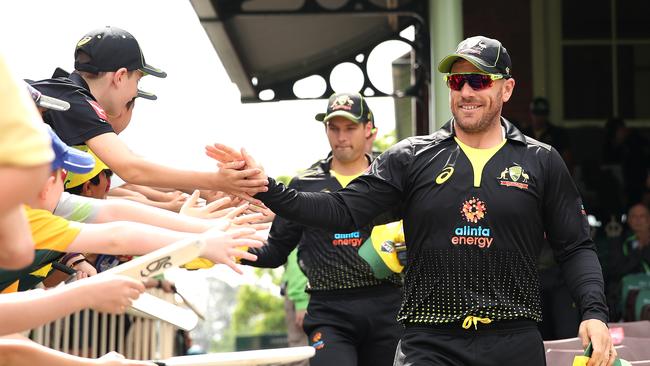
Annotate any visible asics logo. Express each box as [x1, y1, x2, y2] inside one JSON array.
[[435, 166, 454, 185]]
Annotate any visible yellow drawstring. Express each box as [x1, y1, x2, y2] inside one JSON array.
[[462, 315, 492, 330]]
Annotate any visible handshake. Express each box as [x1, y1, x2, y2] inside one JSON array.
[[205, 143, 270, 206]]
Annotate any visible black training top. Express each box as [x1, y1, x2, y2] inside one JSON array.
[[243, 155, 402, 292], [30, 69, 114, 146], [257, 118, 608, 326]]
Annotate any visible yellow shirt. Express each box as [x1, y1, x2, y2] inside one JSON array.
[[329, 169, 360, 188], [454, 137, 507, 187], [0, 54, 53, 166], [0, 207, 82, 293]]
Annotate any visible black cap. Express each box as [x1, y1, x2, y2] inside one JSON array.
[[530, 97, 549, 116], [438, 36, 512, 77], [315, 93, 374, 124], [74, 26, 167, 78]]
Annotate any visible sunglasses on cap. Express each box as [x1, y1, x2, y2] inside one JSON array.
[[444, 73, 508, 91]]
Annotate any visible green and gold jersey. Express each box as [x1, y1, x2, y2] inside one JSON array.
[[244, 155, 402, 292], [0, 207, 82, 293], [258, 118, 608, 326]]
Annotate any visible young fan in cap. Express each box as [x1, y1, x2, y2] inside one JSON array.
[[211, 36, 614, 366], [233, 92, 404, 366], [0, 72, 181, 366], [64, 146, 112, 200], [30, 26, 267, 204], [0, 119, 266, 294]]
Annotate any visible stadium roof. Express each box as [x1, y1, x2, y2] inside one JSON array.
[[189, 0, 426, 103]]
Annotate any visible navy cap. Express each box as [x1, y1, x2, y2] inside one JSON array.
[[46, 126, 95, 173], [438, 36, 512, 77]]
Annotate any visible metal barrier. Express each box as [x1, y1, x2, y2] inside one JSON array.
[[29, 289, 178, 359]]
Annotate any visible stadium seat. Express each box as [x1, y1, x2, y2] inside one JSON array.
[[608, 321, 650, 338], [621, 274, 650, 320], [618, 338, 650, 360], [543, 337, 582, 350]]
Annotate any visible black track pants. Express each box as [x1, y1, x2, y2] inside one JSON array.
[[303, 287, 403, 366], [394, 321, 545, 366]]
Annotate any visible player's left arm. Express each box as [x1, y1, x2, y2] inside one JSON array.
[[542, 148, 613, 366]]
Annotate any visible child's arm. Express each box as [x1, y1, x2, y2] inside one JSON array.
[[91, 196, 255, 233], [0, 338, 156, 366], [67, 221, 263, 274], [0, 275, 144, 336]]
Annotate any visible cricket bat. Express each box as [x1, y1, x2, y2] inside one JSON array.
[[97, 237, 206, 280], [127, 292, 199, 331], [153, 346, 316, 366], [96, 238, 205, 330]]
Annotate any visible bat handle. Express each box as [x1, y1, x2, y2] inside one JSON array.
[[152, 362, 166, 366]]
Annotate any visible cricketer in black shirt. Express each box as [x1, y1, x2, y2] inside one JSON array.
[[257, 118, 607, 328]]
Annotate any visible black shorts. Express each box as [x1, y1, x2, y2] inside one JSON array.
[[394, 320, 545, 366], [303, 286, 403, 366]]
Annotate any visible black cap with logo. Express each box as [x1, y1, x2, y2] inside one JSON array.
[[74, 26, 166, 100], [438, 36, 512, 77], [315, 92, 374, 125]]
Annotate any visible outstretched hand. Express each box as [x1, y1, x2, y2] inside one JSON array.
[[200, 226, 265, 274], [211, 160, 268, 204], [206, 144, 269, 205], [180, 190, 236, 219]]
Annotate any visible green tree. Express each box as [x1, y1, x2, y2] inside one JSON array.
[[373, 129, 397, 153], [231, 268, 286, 335]]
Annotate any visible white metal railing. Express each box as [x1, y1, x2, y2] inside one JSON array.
[[29, 289, 179, 360]]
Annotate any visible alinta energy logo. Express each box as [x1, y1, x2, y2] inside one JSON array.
[[331, 231, 363, 247], [451, 197, 493, 248]]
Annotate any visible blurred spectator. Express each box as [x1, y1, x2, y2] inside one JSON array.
[[609, 203, 650, 278], [602, 117, 650, 205], [527, 97, 572, 166], [606, 203, 650, 320]]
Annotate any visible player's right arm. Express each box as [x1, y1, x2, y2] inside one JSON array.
[[207, 142, 411, 231], [242, 215, 303, 268]]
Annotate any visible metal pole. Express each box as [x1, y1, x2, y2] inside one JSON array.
[[429, 0, 463, 130]]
